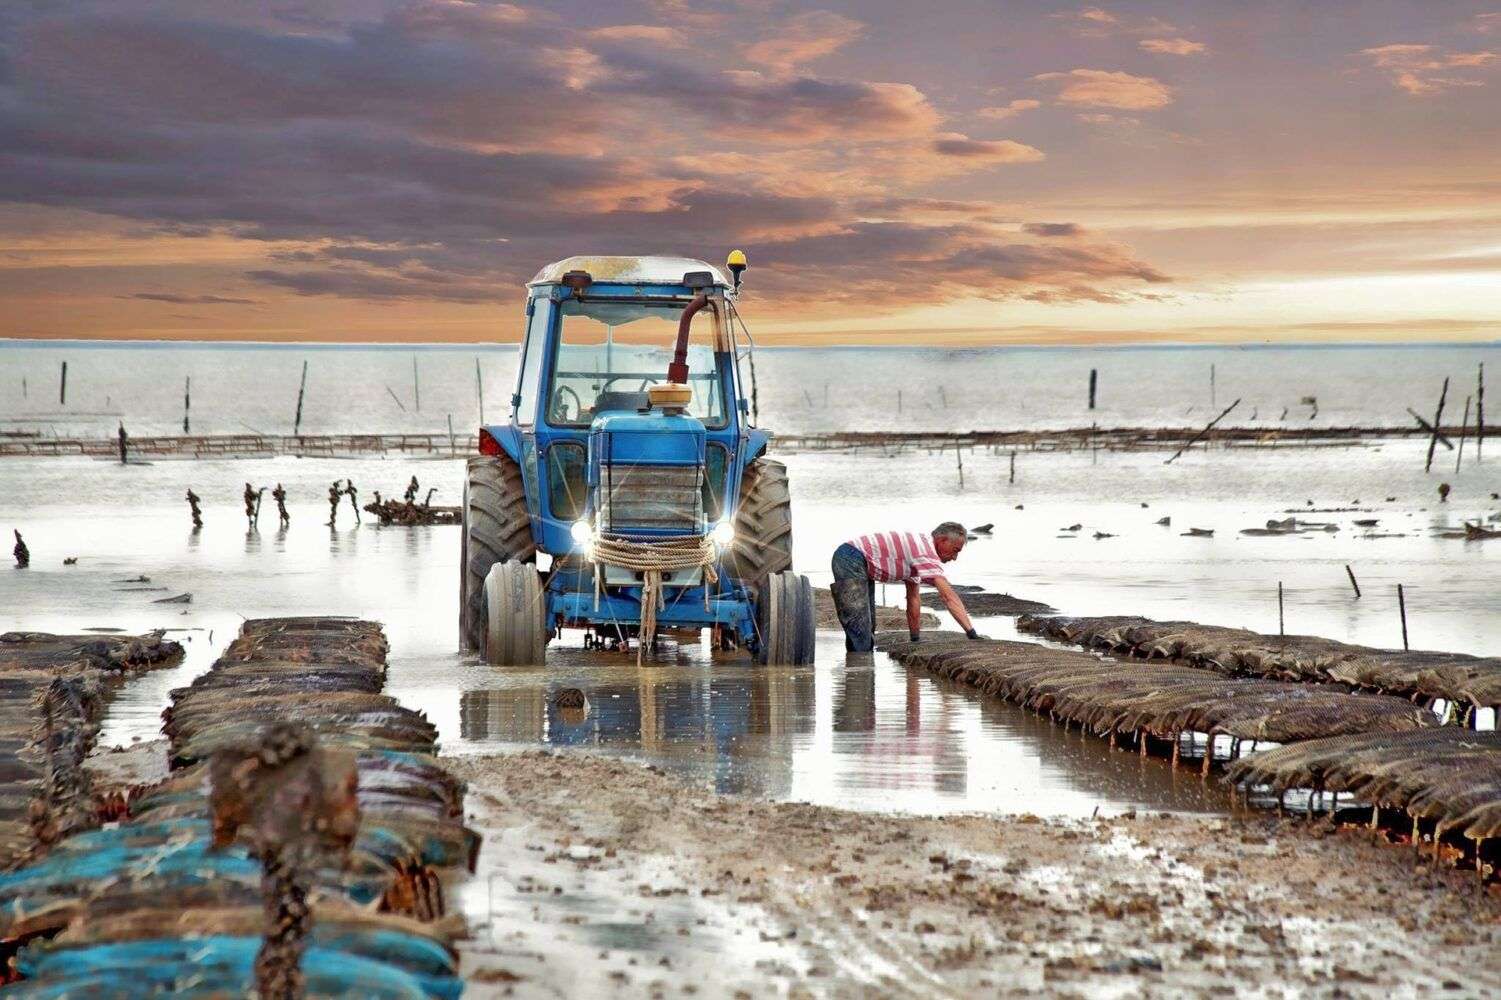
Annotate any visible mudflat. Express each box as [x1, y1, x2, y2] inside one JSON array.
[[448, 749, 1500, 999]]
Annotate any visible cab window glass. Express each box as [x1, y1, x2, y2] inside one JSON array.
[[548, 299, 725, 428], [514, 300, 549, 426], [547, 443, 587, 520]]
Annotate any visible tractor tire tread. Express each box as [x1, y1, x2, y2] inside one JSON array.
[[728, 458, 794, 594], [461, 455, 535, 651]]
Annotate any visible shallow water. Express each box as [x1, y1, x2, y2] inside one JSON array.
[[3, 340, 1497, 437], [1, 441, 1497, 818]]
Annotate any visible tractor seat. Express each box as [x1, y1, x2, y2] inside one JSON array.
[[591, 391, 651, 415]]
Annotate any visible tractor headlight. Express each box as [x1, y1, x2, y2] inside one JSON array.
[[711, 520, 735, 547], [570, 519, 592, 545]]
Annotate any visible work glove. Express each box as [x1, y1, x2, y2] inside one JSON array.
[[965, 628, 987, 641], [909, 630, 921, 643]]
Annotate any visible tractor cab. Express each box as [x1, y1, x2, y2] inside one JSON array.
[[460, 254, 814, 667]]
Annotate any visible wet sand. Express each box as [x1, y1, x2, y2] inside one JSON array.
[[448, 749, 1500, 999]]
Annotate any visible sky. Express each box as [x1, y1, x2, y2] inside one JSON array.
[[1, 0, 1499, 345]]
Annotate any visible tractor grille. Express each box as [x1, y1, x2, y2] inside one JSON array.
[[599, 463, 704, 534]]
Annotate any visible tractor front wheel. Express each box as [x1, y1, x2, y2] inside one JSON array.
[[755, 570, 815, 666], [483, 561, 547, 665], [461, 455, 536, 652]]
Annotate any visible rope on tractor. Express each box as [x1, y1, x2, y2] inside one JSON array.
[[589, 534, 720, 664]]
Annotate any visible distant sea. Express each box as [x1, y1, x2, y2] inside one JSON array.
[[1, 340, 1496, 438]]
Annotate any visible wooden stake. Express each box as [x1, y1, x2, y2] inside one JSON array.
[[1345, 564, 1361, 599], [412, 355, 420, 412], [1398, 583, 1409, 651], [955, 444, 964, 487], [1210, 363, 1216, 408], [183, 376, 191, 434], [1278, 581, 1285, 636], [385, 385, 407, 412], [1088, 369, 1097, 410], [1456, 395, 1472, 473], [1406, 407, 1454, 449], [447, 413, 456, 456], [59, 361, 67, 406], [293, 360, 308, 438], [1425, 378, 1449, 473], [1165, 398, 1241, 465], [1009, 451, 1016, 484], [1478, 362, 1485, 464], [475, 358, 484, 424]]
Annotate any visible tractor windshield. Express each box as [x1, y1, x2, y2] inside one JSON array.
[[546, 299, 727, 427]]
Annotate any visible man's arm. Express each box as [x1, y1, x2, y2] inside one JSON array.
[[931, 577, 979, 635], [905, 579, 922, 640]]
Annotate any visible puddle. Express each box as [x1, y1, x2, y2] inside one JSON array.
[[455, 789, 809, 996]]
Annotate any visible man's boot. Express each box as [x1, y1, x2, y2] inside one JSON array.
[[831, 577, 875, 652]]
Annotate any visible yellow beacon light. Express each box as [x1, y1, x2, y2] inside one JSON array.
[[726, 250, 747, 291]]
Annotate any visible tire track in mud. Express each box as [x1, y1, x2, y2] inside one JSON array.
[[445, 748, 1501, 999]]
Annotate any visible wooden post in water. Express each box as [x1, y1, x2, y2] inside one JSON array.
[[1210, 363, 1216, 408], [1345, 565, 1361, 599], [183, 376, 191, 434], [1088, 369, 1097, 410], [475, 359, 484, 424], [1009, 451, 1016, 484], [293, 360, 308, 438], [1424, 378, 1449, 473], [59, 362, 67, 405], [897, 389, 902, 413], [1477, 363, 1485, 463], [412, 356, 420, 412], [955, 445, 964, 487], [1397, 584, 1409, 651], [384, 385, 407, 412], [1165, 399, 1241, 465], [21, 376, 26, 399], [447, 413, 456, 456], [1278, 581, 1285, 636], [1455, 396, 1471, 473]]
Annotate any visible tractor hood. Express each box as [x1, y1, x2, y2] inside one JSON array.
[[589, 410, 707, 537]]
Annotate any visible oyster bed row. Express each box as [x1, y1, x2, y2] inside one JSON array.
[[881, 628, 1499, 883], [0, 618, 478, 998], [0, 632, 183, 868], [1017, 613, 1501, 718]]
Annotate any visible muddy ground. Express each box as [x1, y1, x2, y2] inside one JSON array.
[[446, 749, 1499, 1000]]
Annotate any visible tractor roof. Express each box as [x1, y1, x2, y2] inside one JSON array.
[[528, 255, 731, 289]]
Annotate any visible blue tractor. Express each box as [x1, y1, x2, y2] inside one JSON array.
[[460, 253, 815, 666]]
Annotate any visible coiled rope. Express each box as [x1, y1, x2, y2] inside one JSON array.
[[589, 535, 719, 664]]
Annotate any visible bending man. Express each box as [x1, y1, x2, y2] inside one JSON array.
[[830, 522, 983, 652]]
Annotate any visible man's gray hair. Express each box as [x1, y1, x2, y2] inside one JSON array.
[[932, 521, 967, 543]]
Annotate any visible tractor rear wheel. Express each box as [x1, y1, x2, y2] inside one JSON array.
[[483, 561, 546, 665], [727, 458, 793, 597], [461, 455, 536, 652], [755, 570, 815, 666]]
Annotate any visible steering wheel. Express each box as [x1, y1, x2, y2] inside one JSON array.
[[597, 375, 659, 393], [551, 386, 583, 423]]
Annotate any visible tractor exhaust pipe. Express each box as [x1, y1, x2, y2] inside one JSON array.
[[668, 293, 712, 385]]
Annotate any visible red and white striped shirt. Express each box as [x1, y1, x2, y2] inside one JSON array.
[[849, 531, 947, 584]]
